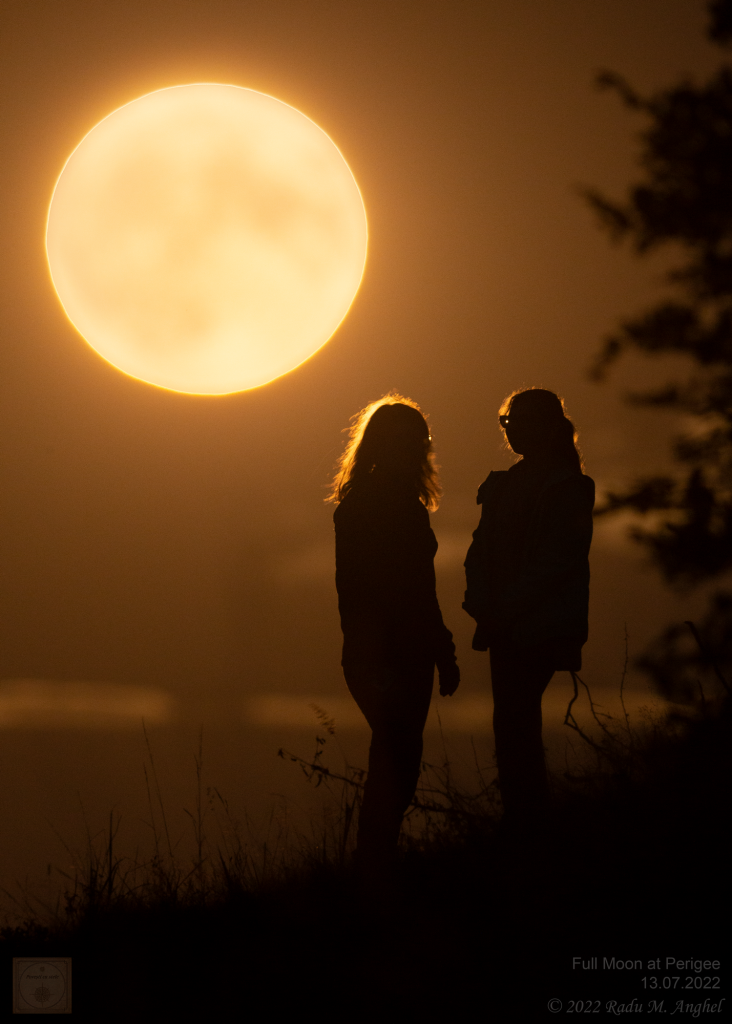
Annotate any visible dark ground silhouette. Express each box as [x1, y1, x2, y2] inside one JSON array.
[[1, 687, 727, 1022]]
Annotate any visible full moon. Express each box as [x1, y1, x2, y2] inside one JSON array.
[[46, 84, 368, 394]]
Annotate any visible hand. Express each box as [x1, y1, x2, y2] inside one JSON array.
[[438, 661, 460, 697]]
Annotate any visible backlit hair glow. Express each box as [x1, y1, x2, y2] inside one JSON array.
[[327, 391, 441, 510]]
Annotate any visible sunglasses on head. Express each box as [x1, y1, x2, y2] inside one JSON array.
[[500, 410, 560, 429]]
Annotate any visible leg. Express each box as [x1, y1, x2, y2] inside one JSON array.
[[489, 643, 554, 822], [344, 659, 434, 869]]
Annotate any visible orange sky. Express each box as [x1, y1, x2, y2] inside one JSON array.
[[0, 0, 721, 893]]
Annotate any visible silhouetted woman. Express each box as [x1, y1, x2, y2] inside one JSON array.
[[329, 394, 460, 882], [463, 388, 594, 830]]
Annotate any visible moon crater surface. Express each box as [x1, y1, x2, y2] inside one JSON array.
[[46, 84, 368, 394]]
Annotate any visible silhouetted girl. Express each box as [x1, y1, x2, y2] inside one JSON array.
[[330, 394, 459, 882], [463, 388, 594, 829]]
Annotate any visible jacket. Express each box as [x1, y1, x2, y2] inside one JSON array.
[[463, 458, 594, 652]]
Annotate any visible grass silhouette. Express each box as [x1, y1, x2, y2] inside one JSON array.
[[1, 644, 728, 1021]]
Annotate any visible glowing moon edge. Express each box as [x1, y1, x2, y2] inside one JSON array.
[[45, 83, 369, 396]]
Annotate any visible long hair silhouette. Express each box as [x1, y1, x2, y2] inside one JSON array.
[[328, 392, 441, 511]]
